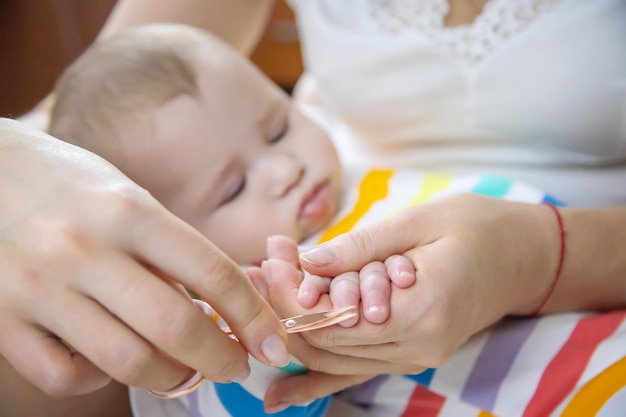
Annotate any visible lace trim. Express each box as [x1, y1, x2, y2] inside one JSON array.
[[367, 0, 561, 65]]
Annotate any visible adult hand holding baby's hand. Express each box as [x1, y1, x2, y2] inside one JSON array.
[[0, 119, 288, 397], [264, 195, 557, 385], [295, 194, 556, 364]]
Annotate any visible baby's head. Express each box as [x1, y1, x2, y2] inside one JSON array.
[[50, 23, 342, 265]]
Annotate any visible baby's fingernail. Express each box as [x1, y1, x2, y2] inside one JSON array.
[[265, 402, 289, 414], [300, 246, 337, 265], [368, 304, 383, 314], [261, 333, 289, 367], [400, 270, 413, 279], [261, 260, 271, 278]]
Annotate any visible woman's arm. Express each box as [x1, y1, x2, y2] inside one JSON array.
[[546, 205, 626, 312], [98, 0, 275, 55], [18, 0, 276, 133]]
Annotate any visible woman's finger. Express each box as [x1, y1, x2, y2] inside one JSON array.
[[129, 211, 290, 371], [299, 208, 439, 276], [0, 320, 110, 397], [78, 254, 255, 385]]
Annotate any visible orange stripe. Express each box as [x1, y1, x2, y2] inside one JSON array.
[[522, 312, 625, 417], [317, 169, 393, 243]]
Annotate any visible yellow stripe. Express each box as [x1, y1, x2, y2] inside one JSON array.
[[561, 355, 626, 416], [317, 169, 393, 243], [410, 171, 452, 205], [387, 171, 452, 216], [477, 411, 498, 417]]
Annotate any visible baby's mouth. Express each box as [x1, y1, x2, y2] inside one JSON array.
[[299, 180, 333, 221]]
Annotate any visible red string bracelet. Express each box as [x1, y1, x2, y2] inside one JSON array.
[[531, 202, 566, 316]]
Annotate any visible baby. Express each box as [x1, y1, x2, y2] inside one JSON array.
[[49, 24, 565, 417], [49, 23, 413, 326]]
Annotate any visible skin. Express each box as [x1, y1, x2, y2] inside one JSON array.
[[0, 118, 290, 405], [261, 195, 626, 411], [99, 26, 415, 324], [88, 26, 416, 413], [1, 26, 415, 416], [14, 0, 616, 413]]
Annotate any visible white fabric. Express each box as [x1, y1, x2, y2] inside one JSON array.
[[289, 0, 626, 207]]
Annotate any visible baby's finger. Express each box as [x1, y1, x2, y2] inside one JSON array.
[[267, 235, 301, 268], [329, 272, 361, 327], [384, 255, 417, 288], [298, 273, 331, 308], [263, 259, 334, 319], [359, 262, 391, 324], [246, 266, 270, 302]]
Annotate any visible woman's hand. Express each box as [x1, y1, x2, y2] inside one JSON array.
[[260, 236, 427, 376], [0, 119, 289, 397], [265, 195, 559, 371]]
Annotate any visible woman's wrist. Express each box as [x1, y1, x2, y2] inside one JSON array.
[[529, 203, 566, 315], [506, 201, 562, 316], [539, 207, 626, 312]]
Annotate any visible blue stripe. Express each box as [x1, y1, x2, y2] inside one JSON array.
[[542, 194, 566, 207], [405, 368, 436, 387], [471, 176, 514, 199], [215, 382, 331, 417]]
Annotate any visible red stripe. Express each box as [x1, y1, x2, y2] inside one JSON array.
[[400, 385, 446, 417], [522, 311, 626, 417]]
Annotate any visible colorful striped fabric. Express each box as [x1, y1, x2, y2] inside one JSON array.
[[129, 168, 626, 417]]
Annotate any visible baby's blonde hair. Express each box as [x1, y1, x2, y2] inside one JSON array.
[[49, 24, 201, 159]]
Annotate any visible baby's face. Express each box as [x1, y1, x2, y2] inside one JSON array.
[[130, 43, 342, 265]]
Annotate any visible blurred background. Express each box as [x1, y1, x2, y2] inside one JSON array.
[[0, 0, 303, 119]]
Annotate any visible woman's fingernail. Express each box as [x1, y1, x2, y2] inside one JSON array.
[[265, 402, 289, 414], [231, 362, 250, 383], [300, 246, 337, 265], [261, 333, 289, 367]]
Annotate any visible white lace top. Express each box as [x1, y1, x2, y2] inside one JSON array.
[[367, 0, 560, 65], [288, 0, 626, 207]]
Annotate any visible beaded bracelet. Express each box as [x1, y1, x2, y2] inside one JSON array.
[[531, 202, 566, 316]]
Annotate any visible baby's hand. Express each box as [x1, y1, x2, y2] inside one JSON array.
[[298, 254, 416, 326]]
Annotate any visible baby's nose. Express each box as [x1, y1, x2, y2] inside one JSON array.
[[260, 153, 304, 197]]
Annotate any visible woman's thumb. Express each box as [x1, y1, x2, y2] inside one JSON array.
[[299, 208, 428, 277]]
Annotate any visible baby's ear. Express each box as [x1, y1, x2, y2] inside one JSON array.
[[245, 266, 269, 302]]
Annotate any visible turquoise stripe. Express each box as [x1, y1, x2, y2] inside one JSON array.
[[471, 176, 514, 199]]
